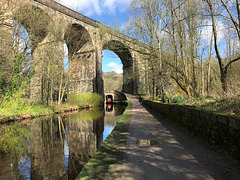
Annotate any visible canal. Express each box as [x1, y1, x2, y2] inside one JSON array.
[[0, 103, 126, 179]]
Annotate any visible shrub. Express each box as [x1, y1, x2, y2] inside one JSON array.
[[0, 89, 53, 118], [0, 90, 31, 116], [171, 95, 187, 104]]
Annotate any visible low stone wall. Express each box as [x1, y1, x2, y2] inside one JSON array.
[[114, 90, 127, 102], [143, 100, 240, 162]]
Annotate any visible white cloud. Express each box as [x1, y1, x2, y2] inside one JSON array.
[[56, 0, 102, 16], [107, 62, 123, 74], [55, 0, 131, 16], [103, 0, 131, 13]]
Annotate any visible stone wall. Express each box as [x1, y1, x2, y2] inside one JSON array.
[[114, 90, 127, 102], [143, 100, 240, 162], [1, 0, 148, 99], [0, 21, 13, 91]]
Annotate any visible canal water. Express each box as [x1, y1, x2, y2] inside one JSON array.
[[0, 104, 126, 180]]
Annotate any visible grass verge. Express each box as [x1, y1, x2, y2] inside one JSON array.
[[151, 95, 240, 117], [76, 100, 132, 180], [0, 93, 104, 123]]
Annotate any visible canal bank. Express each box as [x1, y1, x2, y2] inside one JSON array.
[[0, 93, 104, 123], [116, 95, 240, 180], [0, 104, 88, 123], [78, 94, 240, 179], [0, 103, 128, 179], [76, 100, 132, 180]]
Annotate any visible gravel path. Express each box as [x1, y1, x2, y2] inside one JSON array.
[[118, 95, 240, 180]]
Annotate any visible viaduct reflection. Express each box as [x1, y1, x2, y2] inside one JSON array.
[[0, 104, 126, 179], [30, 109, 104, 179]]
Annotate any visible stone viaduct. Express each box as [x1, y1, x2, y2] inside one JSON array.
[[0, 0, 148, 99]]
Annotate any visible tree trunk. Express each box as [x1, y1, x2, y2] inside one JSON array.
[[58, 68, 63, 105], [152, 77, 156, 100], [207, 31, 214, 94], [46, 59, 50, 105], [221, 71, 228, 94], [206, 0, 227, 94], [201, 56, 205, 96]]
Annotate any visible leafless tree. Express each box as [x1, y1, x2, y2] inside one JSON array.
[[204, 0, 240, 95]]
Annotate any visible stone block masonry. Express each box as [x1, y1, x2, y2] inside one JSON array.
[[143, 100, 240, 162], [1, 0, 148, 101]]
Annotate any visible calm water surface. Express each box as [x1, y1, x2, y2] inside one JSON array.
[[0, 104, 126, 180]]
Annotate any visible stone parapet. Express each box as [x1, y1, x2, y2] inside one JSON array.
[[143, 100, 240, 162]]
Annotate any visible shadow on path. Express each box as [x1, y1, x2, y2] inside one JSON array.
[[118, 95, 240, 180]]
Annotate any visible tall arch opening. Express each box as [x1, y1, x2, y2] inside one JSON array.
[[0, 3, 51, 99], [14, 4, 51, 52], [11, 20, 32, 95], [103, 40, 134, 94], [102, 50, 123, 92], [64, 24, 95, 94], [13, 4, 59, 101]]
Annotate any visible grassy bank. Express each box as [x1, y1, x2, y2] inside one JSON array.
[[76, 100, 132, 180], [0, 93, 103, 122], [150, 95, 240, 117]]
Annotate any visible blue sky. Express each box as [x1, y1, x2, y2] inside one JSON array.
[[102, 50, 123, 74], [58, 0, 240, 71], [56, 0, 131, 74]]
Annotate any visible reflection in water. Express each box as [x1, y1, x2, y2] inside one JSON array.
[[0, 104, 126, 179], [103, 103, 127, 141], [106, 103, 113, 112]]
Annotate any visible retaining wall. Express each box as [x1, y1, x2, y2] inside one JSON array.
[[114, 90, 127, 102], [143, 100, 240, 162]]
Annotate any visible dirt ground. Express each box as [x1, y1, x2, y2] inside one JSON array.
[[117, 95, 240, 180]]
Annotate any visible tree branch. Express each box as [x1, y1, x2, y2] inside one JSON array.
[[220, 0, 240, 40], [224, 55, 240, 71]]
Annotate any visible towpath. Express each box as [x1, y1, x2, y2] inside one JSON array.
[[118, 95, 240, 180]]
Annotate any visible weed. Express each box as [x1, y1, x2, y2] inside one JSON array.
[[171, 95, 187, 104]]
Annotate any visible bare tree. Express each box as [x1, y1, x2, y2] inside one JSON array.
[[204, 0, 240, 95], [127, 0, 170, 99], [164, 0, 204, 98]]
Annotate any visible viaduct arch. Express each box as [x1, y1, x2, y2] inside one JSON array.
[[0, 0, 148, 99]]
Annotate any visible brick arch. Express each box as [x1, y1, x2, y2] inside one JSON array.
[[64, 23, 94, 59], [1, 0, 147, 98], [64, 23, 96, 94], [103, 40, 133, 68], [13, 2, 51, 52], [102, 40, 135, 93]]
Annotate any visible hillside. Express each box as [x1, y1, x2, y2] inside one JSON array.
[[103, 71, 123, 91]]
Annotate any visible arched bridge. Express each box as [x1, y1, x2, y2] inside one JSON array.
[[0, 0, 149, 99]]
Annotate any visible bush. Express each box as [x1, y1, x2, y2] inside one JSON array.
[[67, 93, 103, 107], [171, 95, 187, 104], [0, 89, 53, 118], [158, 94, 171, 103], [0, 90, 31, 116]]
